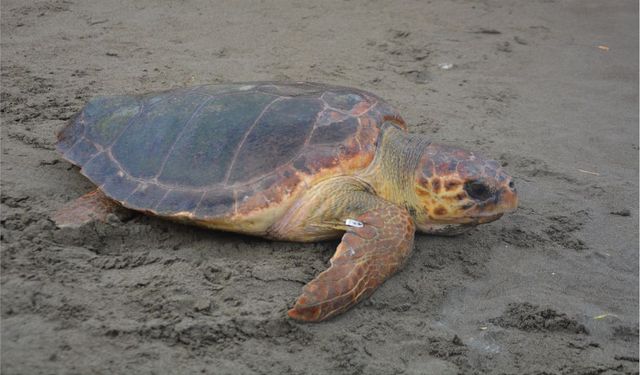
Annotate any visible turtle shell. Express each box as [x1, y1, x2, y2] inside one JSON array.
[[57, 82, 406, 222]]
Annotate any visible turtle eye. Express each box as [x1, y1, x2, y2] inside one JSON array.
[[464, 180, 492, 201]]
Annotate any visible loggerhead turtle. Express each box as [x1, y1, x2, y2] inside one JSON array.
[[54, 82, 518, 322]]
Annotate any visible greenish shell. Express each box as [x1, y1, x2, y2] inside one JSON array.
[[57, 82, 405, 219]]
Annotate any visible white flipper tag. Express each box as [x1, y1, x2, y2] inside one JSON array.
[[345, 219, 364, 228]]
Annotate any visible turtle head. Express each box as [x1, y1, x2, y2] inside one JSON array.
[[413, 143, 517, 235]]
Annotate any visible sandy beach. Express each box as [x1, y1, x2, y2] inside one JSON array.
[[1, 0, 638, 373]]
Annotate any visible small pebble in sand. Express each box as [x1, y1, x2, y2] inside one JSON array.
[[610, 209, 631, 217], [452, 335, 464, 346], [438, 63, 454, 70]]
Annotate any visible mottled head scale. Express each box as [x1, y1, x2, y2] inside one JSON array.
[[414, 143, 518, 234]]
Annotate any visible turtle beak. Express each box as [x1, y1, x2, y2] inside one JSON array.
[[470, 179, 518, 222], [500, 179, 518, 213]]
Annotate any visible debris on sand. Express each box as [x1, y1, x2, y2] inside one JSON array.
[[577, 168, 600, 176], [472, 28, 502, 35], [610, 209, 631, 217]]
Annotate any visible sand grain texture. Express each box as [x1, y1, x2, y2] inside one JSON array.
[[1, 0, 638, 374]]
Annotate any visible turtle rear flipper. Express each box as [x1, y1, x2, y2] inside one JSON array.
[[53, 189, 131, 228], [288, 204, 415, 322]]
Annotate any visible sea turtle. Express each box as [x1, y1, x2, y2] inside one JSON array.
[[54, 82, 518, 322]]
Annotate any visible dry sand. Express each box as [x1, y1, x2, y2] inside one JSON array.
[[1, 0, 638, 374]]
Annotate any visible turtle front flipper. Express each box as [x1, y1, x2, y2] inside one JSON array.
[[53, 189, 130, 228], [288, 205, 415, 322]]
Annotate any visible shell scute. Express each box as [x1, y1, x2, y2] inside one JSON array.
[[156, 189, 204, 215], [226, 97, 323, 184], [310, 116, 359, 145], [126, 184, 168, 211], [64, 138, 99, 166], [195, 190, 235, 218], [157, 92, 277, 186], [82, 153, 119, 186], [112, 91, 208, 179], [85, 97, 141, 146], [83, 153, 138, 201], [322, 91, 367, 112]]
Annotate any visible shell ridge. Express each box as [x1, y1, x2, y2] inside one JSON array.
[[192, 186, 210, 212], [153, 95, 216, 180], [104, 97, 147, 152], [62, 134, 88, 162], [258, 99, 325, 180], [59, 107, 97, 164], [90, 149, 145, 198], [61, 112, 88, 157], [122, 181, 142, 202], [151, 188, 172, 211], [75, 145, 104, 175], [104, 89, 204, 171], [222, 96, 283, 185], [80, 149, 132, 188]]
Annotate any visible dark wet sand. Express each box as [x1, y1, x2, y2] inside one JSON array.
[[1, 1, 638, 373]]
